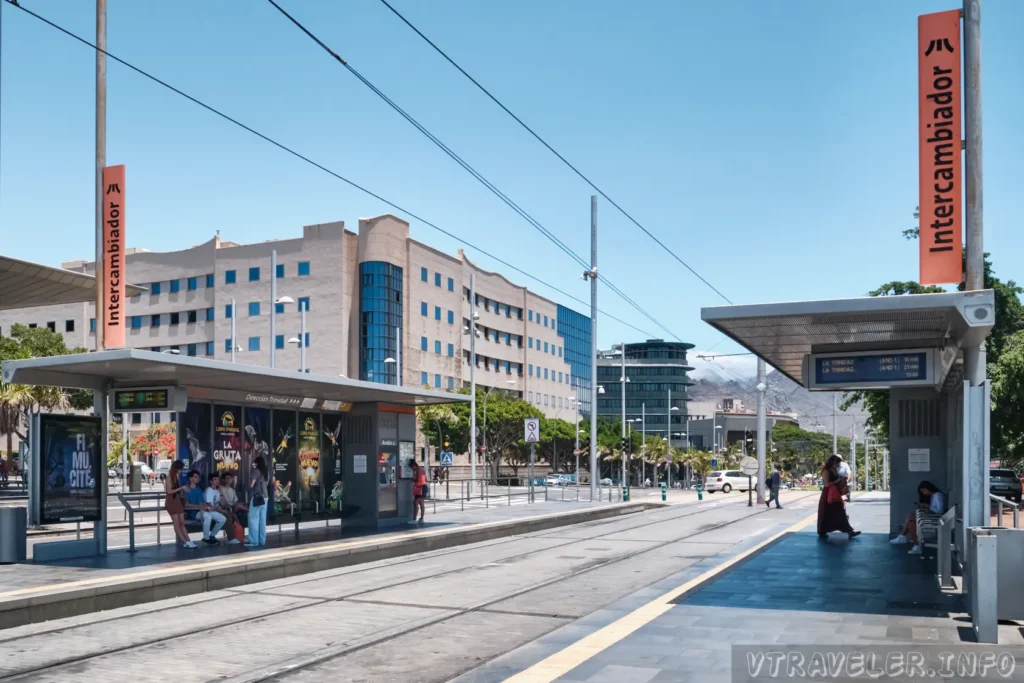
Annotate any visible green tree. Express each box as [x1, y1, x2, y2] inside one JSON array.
[[684, 450, 715, 481], [992, 330, 1024, 470]]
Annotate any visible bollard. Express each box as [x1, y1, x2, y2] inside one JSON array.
[[697, 482, 703, 501], [661, 482, 667, 502], [622, 485, 629, 502]]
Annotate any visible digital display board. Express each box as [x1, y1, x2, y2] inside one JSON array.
[[814, 352, 928, 385], [115, 389, 170, 411]]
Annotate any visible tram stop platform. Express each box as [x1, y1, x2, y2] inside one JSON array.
[[456, 493, 1024, 683], [0, 498, 661, 630]]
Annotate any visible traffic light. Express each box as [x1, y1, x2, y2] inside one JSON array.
[[444, 440, 449, 448]]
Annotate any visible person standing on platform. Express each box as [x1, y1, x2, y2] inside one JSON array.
[[409, 460, 427, 524], [818, 455, 861, 540], [247, 457, 269, 547]]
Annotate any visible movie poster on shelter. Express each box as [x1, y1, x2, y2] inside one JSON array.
[[40, 415, 102, 524], [177, 403, 212, 484], [214, 405, 242, 495], [272, 410, 297, 516], [298, 412, 320, 510], [243, 407, 271, 491], [321, 413, 343, 514]]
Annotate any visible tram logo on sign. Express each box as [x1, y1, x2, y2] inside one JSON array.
[[524, 418, 540, 443]]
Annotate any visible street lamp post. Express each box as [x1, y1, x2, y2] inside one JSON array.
[[286, 301, 309, 373], [620, 344, 628, 492], [572, 389, 580, 481], [468, 275, 478, 495]]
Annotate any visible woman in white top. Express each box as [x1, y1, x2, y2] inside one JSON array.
[[890, 481, 945, 555]]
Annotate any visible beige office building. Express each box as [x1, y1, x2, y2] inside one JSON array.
[[1, 215, 593, 461]]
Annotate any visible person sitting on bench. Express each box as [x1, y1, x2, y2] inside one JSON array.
[[890, 480, 945, 555]]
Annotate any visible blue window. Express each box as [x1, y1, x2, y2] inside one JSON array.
[[544, 368, 549, 379], [298, 261, 310, 276], [529, 310, 533, 322], [225, 270, 236, 284], [275, 302, 285, 314], [434, 306, 441, 321], [494, 301, 499, 314], [276, 335, 285, 350], [505, 333, 511, 345], [225, 339, 232, 353], [169, 279, 180, 294], [130, 316, 142, 329], [559, 347, 563, 357], [298, 296, 310, 312], [153, 413, 162, 424], [421, 267, 428, 282], [544, 315, 548, 327], [187, 277, 198, 291], [421, 337, 428, 351], [447, 277, 454, 292], [494, 359, 500, 371], [304, 332, 310, 348], [151, 346, 161, 353], [434, 340, 441, 354], [151, 314, 161, 327], [421, 371, 428, 386], [205, 341, 214, 355], [206, 308, 215, 322], [151, 282, 162, 295], [506, 361, 511, 373], [529, 364, 533, 376], [421, 301, 428, 316], [447, 377, 454, 390], [544, 341, 549, 353], [187, 344, 197, 357], [447, 310, 454, 325], [559, 372, 563, 383], [249, 302, 260, 316], [528, 337, 533, 349], [248, 336, 261, 352], [434, 374, 441, 388], [434, 272, 441, 287], [249, 267, 260, 282], [447, 343, 454, 357], [225, 304, 233, 319], [206, 274, 215, 288], [169, 312, 181, 326]]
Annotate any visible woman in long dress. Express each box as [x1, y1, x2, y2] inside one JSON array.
[[817, 454, 861, 539]]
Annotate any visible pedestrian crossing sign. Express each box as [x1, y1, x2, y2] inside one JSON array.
[[440, 452, 454, 467]]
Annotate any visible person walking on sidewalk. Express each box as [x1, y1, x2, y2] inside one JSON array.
[[765, 463, 783, 509]]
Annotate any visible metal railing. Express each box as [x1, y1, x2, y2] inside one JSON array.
[[424, 480, 627, 513], [990, 493, 1020, 529], [117, 491, 166, 552]]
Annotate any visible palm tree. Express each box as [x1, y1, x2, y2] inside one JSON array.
[[0, 383, 33, 461]]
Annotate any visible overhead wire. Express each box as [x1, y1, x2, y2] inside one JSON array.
[[3, 0, 660, 339], [265, 0, 682, 342], [374, 0, 734, 306]]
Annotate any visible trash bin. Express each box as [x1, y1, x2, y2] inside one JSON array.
[[0, 507, 27, 563], [130, 463, 142, 492]]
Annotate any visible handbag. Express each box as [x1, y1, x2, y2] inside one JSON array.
[[252, 493, 265, 507], [827, 485, 843, 505]]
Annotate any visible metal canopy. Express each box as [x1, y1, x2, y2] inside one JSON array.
[[0, 255, 145, 311], [1, 349, 470, 407], [701, 290, 995, 386]]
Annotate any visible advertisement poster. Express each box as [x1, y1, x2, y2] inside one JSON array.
[[298, 412, 321, 512], [272, 410, 297, 516], [40, 415, 102, 524], [321, 413, 343, 514], [177, 403, 212, 484], [213, 405, 242, 494], [243, 407, 271, 495], [399, 441, 415, 479]]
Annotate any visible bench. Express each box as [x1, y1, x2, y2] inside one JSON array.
[[916, 508, 943, 557]]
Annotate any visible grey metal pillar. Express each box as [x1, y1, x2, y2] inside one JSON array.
[[621, 342, 626, 489], [963, 0, 986, 387], [666, 387, 672, 489], [300, 301, 307, 373], [94, 0, 107, 353], [469, 274, 477, 495], [588, 196, 598, 500], [756, 358, 766, 504], [230, 297, 237, 362]]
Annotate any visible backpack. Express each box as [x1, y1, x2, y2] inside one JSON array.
[[765, 476, 772, 490]]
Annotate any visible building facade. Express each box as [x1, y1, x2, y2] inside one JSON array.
[[0, 216, 592, 447], [595, 339, 695, 448]]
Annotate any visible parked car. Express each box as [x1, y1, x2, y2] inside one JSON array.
[[155, 459, 172, 482], [600, 478, 613, 486], [989, 468, 1021, 503], [545, 476, 561, 488], [703, 470, 754, 494]]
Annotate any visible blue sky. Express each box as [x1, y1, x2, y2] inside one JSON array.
[[2, 1, 1022, 378]]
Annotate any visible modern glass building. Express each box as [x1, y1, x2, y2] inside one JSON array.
[[359, 261, 403, 384], [556, 304, 593, 418], [596, 339, 694, 447]]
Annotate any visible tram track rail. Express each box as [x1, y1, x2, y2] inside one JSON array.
[[0, 493, 816, 682]]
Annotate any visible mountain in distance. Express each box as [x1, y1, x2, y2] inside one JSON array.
[[686, 370, 868, 439]]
